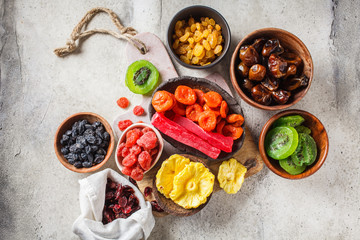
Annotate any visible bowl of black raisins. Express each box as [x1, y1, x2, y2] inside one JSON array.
[[54, 112, 115, 173]]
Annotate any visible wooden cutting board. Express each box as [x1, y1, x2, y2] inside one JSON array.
[[112, 32, 263, 217]]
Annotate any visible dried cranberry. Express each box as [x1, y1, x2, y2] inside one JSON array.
[[151, 201, 164, 212], [124, 205, 132, 214], [144, 187, 152, 197], [118, 196, 128, 208]]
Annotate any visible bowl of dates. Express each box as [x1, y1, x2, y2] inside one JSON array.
[[259, 109, 329, 179], [230, 28, 313, 110], [54, 112, 115, 173]]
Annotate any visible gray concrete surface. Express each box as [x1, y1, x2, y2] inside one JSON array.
[[0, 0, 359, 239]]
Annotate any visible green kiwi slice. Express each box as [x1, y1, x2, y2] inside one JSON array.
[[125, 60, 160, 94], [279, 157, 306, 175], [272, 115, 305, 128], [295, 125, 311, 135], [265, 126, 299, 160], [291, 133, 317, 166]]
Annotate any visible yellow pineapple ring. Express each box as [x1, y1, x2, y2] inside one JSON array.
[[156, 154, 190, 198], [217, 158, 247, 194], [170, 162, 214, 209]]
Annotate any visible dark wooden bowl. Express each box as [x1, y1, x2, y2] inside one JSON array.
[[167, 5, 231, 69], [259, 109, 329, 179], [230, 28, 314, 110], [148, 76, 245, 161], [152, 154, 213, 216], [54, 112, 115, 173]]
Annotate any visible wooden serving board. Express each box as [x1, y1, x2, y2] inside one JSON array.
[[112, 32, 263, 217]]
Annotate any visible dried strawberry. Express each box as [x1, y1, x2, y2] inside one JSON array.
[[125, 129, 142, 147], [117, 142, 126, 157], [117, 97, 129, 109], [144, 187, 152, 197], [121, 147, 130, 158], [122, 153, 137, 167], [122, 166, 133, 176], [118, 119, 133, 131], [138, 151, 152, 171], [130, 144, 142, 155], [142, 127, 153, 134], [136, 131, 158, 150], [133, 105, 145, 116], [131, 166, 144, 181]]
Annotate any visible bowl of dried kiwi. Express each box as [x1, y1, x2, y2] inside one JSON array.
[[167, 5, 231, 69], [259, 109, 329, 179]]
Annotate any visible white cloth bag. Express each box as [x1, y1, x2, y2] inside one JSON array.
[[72, 168, 155, 240]]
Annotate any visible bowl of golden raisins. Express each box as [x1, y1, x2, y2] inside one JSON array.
[[167, 5, 231, 69]]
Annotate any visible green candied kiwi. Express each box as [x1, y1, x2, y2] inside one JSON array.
[[272, 115, 305, 128], [279, 157, 306, 175], [291, 133, 318, 166], [265, 126, 299, 160], [295, 125, 312, 135], [125, 60, 160, 94]]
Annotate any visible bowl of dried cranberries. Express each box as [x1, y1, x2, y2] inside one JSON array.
[[115, 123, 164, 181]]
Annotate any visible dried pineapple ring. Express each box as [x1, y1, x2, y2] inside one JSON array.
[[170, 162, 214, 209], [217, 158, 247, 194], [156, 154, 190, 198]]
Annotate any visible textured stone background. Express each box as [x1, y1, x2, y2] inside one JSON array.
[[0, 0, 359, 239]]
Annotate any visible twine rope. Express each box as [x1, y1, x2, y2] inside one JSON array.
[[54, 7, 147, 57]]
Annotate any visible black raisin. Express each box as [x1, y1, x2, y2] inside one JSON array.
[[68, 158, 75, 165], [74, 161, 82, 168], [86, 135, 96, 144], [65, 130, 72, 136], [96, 129, 103, 139], [85, 124, 93, 130], [91, 146, 98, 152], [87, 154, 94, 163], [103, 132, 110, 141], [95, 138, 102, 146], [85, 145, 91, 155], [69, 144, 77, 153], [84, 129, 94, 136], [61, 147, 69, 155], [94, 155, 104, 164], [82, 161, 92, 168], [80, 153, 87, 160], [97, 148, 106, 155], [76, 136, 87, 145]]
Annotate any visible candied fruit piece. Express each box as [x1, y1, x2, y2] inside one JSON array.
[[136, 131, 158, 149], [118, 120, 133, 131], [117, 142, 126, 157], [130, 144, 142, 155], [121, 147, 130, 158], [122, 166, 133, 176], [131, 166, 144, 181]]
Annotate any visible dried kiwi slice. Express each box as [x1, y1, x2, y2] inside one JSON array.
[[272, 115, 305, 128], [265, 126, 299, 160], [125, 60, 160, 94], [291, 133, 317, 166], [279, 157, 306, 175], [295, 125, 311, 135]]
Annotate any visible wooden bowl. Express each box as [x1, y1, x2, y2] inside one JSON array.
[[230, 28, 313, 110], [167, 5, 231, 69], [115, 123, 164, 174], [54, 112, 115, 173], [148, 76, 245, 160], [259, 109, 329, 179], [152, 154, 213, 216]]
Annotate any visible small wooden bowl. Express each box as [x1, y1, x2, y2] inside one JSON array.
[[115, 123, 164, 174], [259, 109, 329, 179], [54, 112, 115, 173], [152, 154, 213, 216], [148, 76, 245, 161], [230, 28, 313, 110], [167, 5, 231, 69]]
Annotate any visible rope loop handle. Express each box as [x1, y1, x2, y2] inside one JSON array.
[[54, 7, 147, 57]]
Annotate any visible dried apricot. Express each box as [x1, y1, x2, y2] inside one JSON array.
[[186, 103, 204, 122], [172, 101, 186, 116], [152, 91, 175, 112], [222, 125, 244, 140], [203, 104, 220, 116], [193, 89, 205, 106], [226, 114, 244, 125], [220, 101, 229, 118], [117, 97, 129, 108], [174, 85, 197, 105], [216, 120, 226, 134], [204, 91, 223, 108], [198, 111, 217, 132]]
